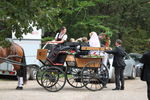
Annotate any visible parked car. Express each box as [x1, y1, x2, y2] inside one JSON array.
[[108, 54, 136, 82], [128, 53, 142, 64], [135, 63, 143, 77], [129, 53, 143, 77], [124, 54, 136, 79]]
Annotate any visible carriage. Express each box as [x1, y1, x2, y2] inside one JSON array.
[[36, 43, 110, 92]]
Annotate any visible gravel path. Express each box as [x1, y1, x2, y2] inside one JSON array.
[[0, 78, 147, 100]]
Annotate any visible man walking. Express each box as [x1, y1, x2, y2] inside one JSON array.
[[105, 39, 126, 90], [140, 40, 150, 100]]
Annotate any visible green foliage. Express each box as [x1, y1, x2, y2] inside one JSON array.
[[41, 37, 54, 42], [60, 0, 111, 39], [123, 28, 149, 53], [0, 0, 62, 40], [105, 31, 113, 37], [0, 0, 150, 53], [0, 40, 11, 48]]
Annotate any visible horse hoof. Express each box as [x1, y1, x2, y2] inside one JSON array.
[[16, 86, 23, 90]]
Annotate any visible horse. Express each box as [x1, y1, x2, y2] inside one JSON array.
[[0, 42, 27, 90]]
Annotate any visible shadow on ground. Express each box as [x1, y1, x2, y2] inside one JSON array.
[[0, 75, 17, 80]]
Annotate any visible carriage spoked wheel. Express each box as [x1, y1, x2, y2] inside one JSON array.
[[66, 67, 84, 88], [81, 61, 109, 91], [41, 67, 66, 92], [36, 65, 49, 87]]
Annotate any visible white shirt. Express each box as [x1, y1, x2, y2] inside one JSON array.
[[55, 33, 68, 41]]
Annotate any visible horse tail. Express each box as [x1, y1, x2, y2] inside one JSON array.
[[21, 48, 27, 84]]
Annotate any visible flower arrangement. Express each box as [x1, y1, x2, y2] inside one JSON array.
[[81, 54, 104, 58], [99, 31, 113, 47], [66, 50, 76, 55]]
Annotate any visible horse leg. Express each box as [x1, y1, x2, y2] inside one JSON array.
[[16, 76, 23, 90], [16, 66, 23, 90], [11, 43, 27, 90], [15, 65, 27, 90]]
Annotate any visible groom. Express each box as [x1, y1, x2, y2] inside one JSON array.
[[105, 39, 126, 90]]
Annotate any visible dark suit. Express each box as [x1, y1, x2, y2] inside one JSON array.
[[140, 51, 150, 100], [106, 46, 126, 89]]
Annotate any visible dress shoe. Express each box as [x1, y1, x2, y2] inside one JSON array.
[[112, 88, 120, 90], [16, 86, 23, 90], [103, 85, 107, 88], [120, 87, 124, 90]]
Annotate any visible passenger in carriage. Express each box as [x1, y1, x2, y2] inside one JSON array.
[[82, 37, 89, 46], [76, 37, 83, 42], [44, 26, 68, 49], [99, 33, 106, 47], [89, 32, 109, 88], [70, 38, 76, 42], [54, 26, 68, 44], [46, 26, 68, 64], [75, 37, 89, 57], [89, 32, 101, 55], [46, 26, 68, 45]]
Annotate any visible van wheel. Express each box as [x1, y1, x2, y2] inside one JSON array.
[[26, 67, 31, 80], [29, 67, 37, 80], [26, 65, 38, 80]]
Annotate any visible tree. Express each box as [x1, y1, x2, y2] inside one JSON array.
[[59, 0, 150, 53], [60, 0, 111, 39], [103, 0, 150, 53], [0, 0, 150, 53], [0, 0, 62, 43]]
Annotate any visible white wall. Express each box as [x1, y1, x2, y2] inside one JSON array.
[[13, 39, 41, 65]]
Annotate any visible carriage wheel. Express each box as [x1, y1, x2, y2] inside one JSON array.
[[41, 67, 66, 92], [36, 66, 49, 87], [98, 63, 109, 86], [66, 67, 84, 88], [81, 61, 109, 91]]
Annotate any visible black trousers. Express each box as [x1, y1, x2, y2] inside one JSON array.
[[146, 81, 150, 100], [114, 67, 124, 89]]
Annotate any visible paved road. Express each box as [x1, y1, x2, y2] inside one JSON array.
[[0, 78, 148, 100]]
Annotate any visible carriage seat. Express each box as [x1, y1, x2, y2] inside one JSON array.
[[46, 43, 78, 66], [46, 50, 68, 65]]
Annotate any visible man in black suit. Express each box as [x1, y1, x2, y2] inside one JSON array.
[[105, 39, 126, 90], [140, 40, 150, 100]]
